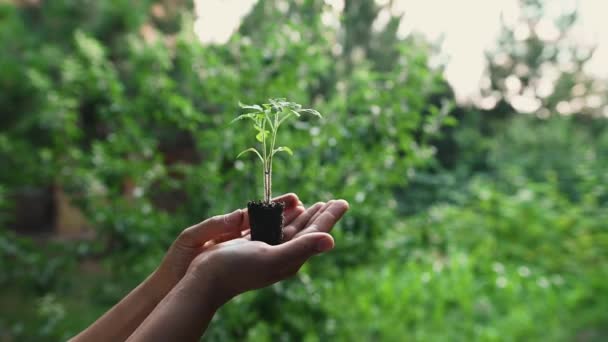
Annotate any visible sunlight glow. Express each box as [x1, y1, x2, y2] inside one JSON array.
[[194, 0, 608, 101]]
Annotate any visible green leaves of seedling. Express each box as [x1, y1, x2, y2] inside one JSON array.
[[254, 125, 270, 142], [238, 101, 263, 112], [272, 146, 293, 156], [298, 108, 322, 118], [231, 98, 322, 202], [231, 113, 259, 123], [236, 148, 264, 163]]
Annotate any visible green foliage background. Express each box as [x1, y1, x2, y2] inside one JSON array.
[[0, 1, 607, 341]]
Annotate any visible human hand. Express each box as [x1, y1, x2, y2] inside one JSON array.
[[151, 193, 305, 296], [125, 198, 349, 342], [73, 197, 308, 342], [186, 199, 349, 306]]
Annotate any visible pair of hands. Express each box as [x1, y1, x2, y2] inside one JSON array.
[[72, 193, 349, 342], [154, 193, 349, 307]]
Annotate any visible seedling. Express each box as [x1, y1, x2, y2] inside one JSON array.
[[232, 98, 322, 244]]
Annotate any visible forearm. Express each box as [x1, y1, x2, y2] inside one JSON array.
[[70, 269, 171, 342], [126, 272, 220, 342]]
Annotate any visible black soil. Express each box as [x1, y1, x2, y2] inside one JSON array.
[[248, 200, 285, 245]]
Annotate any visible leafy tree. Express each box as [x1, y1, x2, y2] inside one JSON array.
[[478, 0, 606, 118], [0, 0, 452, 339]]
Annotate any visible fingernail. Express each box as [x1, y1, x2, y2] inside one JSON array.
[[337, 199, 350, 209], [316, 238, 334, 253]]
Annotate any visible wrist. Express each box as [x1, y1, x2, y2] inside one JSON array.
[[180, 270, 225, 313], [124, 266, 221, 341], [146, 267, 178, 304], [188, 258, 237, 310]]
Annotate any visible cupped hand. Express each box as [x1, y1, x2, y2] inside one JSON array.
[[153, 193, 305, 294], [187, 199, 349, 304]]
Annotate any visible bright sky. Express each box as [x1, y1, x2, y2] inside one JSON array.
[[194, 0, 608, 101]]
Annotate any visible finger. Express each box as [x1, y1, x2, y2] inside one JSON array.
[[212, 231, 242, 244], [205, 237, 248, 250], [271, 193, 299, 209], [282, 202, 324, 241], [294, 200, 349, 238], [179, 209, 247, 247], [266, 232, 335, 269], [284, 205, 305, 226], [305, 200, 334, 227]]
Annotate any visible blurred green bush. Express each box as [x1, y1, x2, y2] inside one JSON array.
[[349, 180, 607, 341]]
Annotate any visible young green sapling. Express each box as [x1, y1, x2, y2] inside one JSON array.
[[232, 98, 322, 245]]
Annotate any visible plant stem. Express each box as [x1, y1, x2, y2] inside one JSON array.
[[266, 111, 279, 204], [262, 117, 270, 203], [264, 169, 271, 203]]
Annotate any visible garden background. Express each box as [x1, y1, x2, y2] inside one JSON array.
[[1, 0, 607, 341]]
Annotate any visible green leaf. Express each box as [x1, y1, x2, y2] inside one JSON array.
[[277, 110, 296, 127], [254, 125, 267, 132], [263, 109, 275, 131], [238, 101, 263, 112], [231, 113, 259, 124], [268, 98, 284, 110], [299, 108, 322, 117], [236, 148, 264, 163], [272, 146, 294, 156], [255, 129, 269, 142]]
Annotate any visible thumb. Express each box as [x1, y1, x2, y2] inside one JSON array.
[[268, 232, 335, 265], [178, 209, 246, 247]]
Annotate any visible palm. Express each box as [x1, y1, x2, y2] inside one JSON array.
[[192, 200, 349, 298]]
